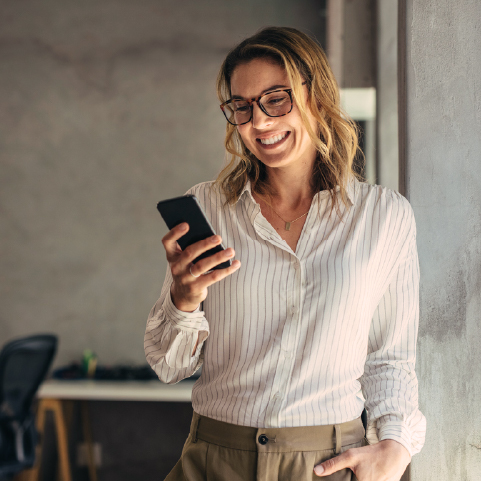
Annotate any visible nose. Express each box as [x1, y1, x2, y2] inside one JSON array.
[[251, 102, 274, 129]]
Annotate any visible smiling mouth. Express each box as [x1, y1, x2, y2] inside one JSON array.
[[257, 132, 289, 146]]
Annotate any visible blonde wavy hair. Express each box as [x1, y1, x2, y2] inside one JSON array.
[[215, 26, 364, 212]]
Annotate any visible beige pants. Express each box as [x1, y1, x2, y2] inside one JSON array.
[[165, 412, 367, 481]]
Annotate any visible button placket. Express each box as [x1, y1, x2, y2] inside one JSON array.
[[263, 256, 303, 427]]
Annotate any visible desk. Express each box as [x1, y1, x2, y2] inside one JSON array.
[[30, 379, 195, 481], [38, 379, 195, 402]]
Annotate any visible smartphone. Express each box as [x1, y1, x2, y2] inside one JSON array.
[[156, 195, 231, 270]]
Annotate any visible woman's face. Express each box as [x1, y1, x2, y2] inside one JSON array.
[[230, 58, 318, 173]]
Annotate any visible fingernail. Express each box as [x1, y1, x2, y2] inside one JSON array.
[[212, 235, 220, 243], [225, 248, 234, 256], [314, 465, 324, 475], [180, 223, 188, 230]]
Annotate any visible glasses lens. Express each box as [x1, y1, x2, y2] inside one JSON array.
[[260, 91, 292, 117], [223, 100, 251, 125]]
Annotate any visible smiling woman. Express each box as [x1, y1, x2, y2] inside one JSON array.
[[229, 60, 318, 178], [145, 26, 425, 481], [215, 27, 361, 215]]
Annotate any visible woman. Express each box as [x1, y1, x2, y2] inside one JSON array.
[[145, 27, 426, 481]]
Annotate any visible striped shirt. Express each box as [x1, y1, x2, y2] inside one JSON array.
[[144, 177, 426, 456]]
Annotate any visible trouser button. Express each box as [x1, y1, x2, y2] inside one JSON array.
[[258, 434, 268, 445]]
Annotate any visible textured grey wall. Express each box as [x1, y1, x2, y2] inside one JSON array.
[[403, 1, 481, 479], [342, 0, 376, 89], [0, 0, 324, 369], [376, 0, 398, 191]]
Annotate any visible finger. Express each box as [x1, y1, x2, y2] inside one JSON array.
[[162, 223, 189, 257], [314, 450, 354, 477], [190, 247, 235, 276], [194, 260, 241, 288], [177, 235, 223, 269]]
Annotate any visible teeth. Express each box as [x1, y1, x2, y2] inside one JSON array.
[[259, 133, 287, 145]]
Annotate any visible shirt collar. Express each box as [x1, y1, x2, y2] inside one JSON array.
[[237, 175, 358, 207], [236, 181, 255, 205], [343, 175, 358, 206]]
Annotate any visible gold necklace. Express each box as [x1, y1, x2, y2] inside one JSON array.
[[270, 206, 310, 231]]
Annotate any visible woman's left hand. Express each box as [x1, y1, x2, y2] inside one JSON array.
[[313, 439, 411, 480]]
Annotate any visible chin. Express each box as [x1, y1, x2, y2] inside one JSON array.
[[247, 146, 290, 166], [256, 155, 295, 169]]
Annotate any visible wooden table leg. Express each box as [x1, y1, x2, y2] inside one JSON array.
[[26, 399, 48, 481], [48, 399, 72, 481], [27, 398, 72, 481]]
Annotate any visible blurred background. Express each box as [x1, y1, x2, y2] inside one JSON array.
[[0, 0, 397, 369], [0, 0, 398, 479]]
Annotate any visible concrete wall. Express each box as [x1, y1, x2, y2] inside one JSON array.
[[401, 1, 481, 479], [376, 0, 398, 191], [326, 0, 376, 89], [343, 0, 376, 89], [0, 0, 324, 370]]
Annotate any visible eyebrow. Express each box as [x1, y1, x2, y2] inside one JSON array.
[[231, 84, 290, 100]]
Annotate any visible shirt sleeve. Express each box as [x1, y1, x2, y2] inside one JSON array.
[[360, 205, 426, 457], [144, 265, 210, 384]]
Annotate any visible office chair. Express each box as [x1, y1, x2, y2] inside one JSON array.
[[0, 334, 57, 480]]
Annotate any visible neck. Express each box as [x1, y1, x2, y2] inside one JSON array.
[[263, 165, 316, 209]]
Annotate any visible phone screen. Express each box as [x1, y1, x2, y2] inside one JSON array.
[[157, 195, 231, 269]]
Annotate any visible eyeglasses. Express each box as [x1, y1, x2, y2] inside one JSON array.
[[220, 88, 295, 126]]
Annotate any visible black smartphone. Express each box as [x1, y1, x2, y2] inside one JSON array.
[[156, 195, 231, 270]]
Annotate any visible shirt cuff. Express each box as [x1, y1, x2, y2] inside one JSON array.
[[366, 415, 411, 453], [378, 420, 412, 456], [365, 413, 426, 457], [164, 292, 205, 331]]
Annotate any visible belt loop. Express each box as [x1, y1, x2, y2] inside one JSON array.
[[191, 413, 200, 443], [334, 424, 342, 454]]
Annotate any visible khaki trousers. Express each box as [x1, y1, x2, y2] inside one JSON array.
[[165, 412, 366, 481]]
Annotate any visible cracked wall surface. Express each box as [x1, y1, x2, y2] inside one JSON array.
[[404, 1, 481, 479]]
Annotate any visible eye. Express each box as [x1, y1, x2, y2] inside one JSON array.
[[266, 97, 286, 105], [232, 102, 249, 113], [263, 92, 290, 107]]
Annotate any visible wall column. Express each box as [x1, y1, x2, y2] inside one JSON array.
[[399, 1, 481, 479]]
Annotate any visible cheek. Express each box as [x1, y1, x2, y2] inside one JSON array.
[[296, 116, 317, 145], [237, 127, 255, 148]]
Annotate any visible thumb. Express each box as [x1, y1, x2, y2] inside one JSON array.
[[313, 452, 352, 477]]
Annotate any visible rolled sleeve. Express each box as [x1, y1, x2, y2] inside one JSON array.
[[144, 268, 210, 384], [366, 411, 427, 456], [163, 291, 206, 331], [361, 209, 426, 456]]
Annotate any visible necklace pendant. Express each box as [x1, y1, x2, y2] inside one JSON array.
[[285, 222, 291, 231]]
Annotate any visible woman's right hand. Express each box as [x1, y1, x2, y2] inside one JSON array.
[[162, 222, 241, 312]]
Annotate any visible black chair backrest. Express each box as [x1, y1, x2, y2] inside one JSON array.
[[0, 335, 57, 421]]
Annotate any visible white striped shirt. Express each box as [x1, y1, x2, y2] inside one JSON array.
[[144, 177, 426, 456]]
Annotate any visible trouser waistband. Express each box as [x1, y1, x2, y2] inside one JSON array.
[[189, 412, 365, 454]]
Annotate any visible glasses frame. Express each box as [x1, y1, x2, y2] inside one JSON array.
[[220, 81, 308, 126], [220, 88, 295, 126]]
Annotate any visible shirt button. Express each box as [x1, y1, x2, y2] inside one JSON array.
[[258, 434, 268, 445]]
